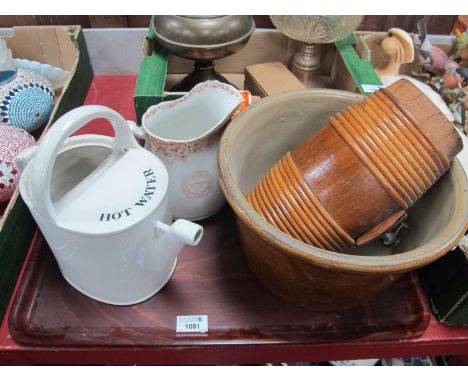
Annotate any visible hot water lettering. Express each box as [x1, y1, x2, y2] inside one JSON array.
[[135, 169, 157, 206], [99, 169, 157, 222]]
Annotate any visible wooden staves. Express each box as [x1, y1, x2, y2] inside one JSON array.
[[247, 78, 463, 251]]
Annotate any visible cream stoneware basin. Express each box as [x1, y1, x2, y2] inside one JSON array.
[[218, 89, 468, 311]]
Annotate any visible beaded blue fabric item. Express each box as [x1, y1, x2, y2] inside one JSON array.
[[0, 70, 16, 83], [0, 68, 54, 133]]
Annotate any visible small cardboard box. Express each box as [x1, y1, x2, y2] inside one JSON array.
[[244, 62, 305, 97], [0, 26, 94, 322]]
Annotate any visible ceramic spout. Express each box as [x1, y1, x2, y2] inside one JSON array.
[[156, 219, 203, 250], [14, 145, 38, 174]]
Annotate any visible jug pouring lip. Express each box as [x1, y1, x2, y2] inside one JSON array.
[[141, 80, 244, 144]]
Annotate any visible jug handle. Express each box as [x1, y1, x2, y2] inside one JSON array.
[[127, 120, 146, 140], [31, 105, 141, 222], [14, 146, 38, 174]]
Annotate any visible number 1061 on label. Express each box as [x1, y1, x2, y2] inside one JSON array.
[[176, 315, 208, 333]]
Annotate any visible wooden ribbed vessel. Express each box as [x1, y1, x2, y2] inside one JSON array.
[[247, 79, 463, 251]]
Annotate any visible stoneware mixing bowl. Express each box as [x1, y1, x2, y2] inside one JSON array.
[[218, 89, 468, 311]]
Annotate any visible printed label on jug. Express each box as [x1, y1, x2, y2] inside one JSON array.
[[99, 168, 157, 222], [181, 170, 213, 199]]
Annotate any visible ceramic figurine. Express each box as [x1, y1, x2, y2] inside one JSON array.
[[442, 86, 467, 128], [376, 28, 455, 122], [0, 38, 55, 133], [443, 64, 463, 88], [418, 40, 456, 75], [0, 122, 36, 203], [407, 22, 468, 135], [416, 19, 458, 76], [375, 28, 414, 77], [456, 67, 468, 82]]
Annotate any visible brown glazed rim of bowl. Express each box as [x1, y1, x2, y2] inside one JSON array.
[[218, 89, 468, 274]]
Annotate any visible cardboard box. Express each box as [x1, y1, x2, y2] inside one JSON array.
[[244, 62, 305, 97], [134, 17, 376, 123], [134, 17, 380, 123], [0, 26, 94, 322]]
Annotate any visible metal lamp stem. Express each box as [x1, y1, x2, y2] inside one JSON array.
[[290, 43, 326, 88]]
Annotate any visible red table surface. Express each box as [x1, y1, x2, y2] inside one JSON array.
[[1, 75, 468, 365]]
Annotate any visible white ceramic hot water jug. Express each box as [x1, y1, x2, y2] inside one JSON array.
[[15, 105, 204, 305]]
